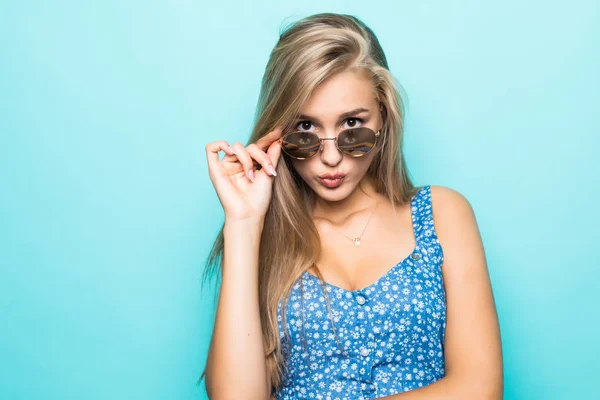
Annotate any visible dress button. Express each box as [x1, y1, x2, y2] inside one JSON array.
[[356, 295, 366, 305], [410, 253, 421, 260], [360, 348, 370, 357]]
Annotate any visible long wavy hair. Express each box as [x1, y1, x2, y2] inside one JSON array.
[[199, 12, 418, 398]]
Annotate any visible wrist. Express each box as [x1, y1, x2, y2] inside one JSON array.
[[224, 216, 265, 231]]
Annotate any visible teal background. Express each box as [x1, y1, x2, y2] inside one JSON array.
[[1, 1, 598, 399]]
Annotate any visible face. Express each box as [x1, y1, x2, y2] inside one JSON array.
[[287, 68, 383, 202]]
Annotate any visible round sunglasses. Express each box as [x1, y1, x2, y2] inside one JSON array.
[[278, 127, 381, 160]]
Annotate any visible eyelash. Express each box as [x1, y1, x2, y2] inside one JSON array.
[[295, 118, 364, 132]]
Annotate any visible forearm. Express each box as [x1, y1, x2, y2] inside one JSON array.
[[378, 376, 457, 400], [379, 374, 501, 400], [205, 218, 269, 399]]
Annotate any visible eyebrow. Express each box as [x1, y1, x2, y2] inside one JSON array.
[[295, 107, 370, 125]]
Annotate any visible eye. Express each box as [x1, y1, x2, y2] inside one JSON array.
[[295, 118, 363, 131], [295, 120, 315, 132], [343, 118, 363, 129]]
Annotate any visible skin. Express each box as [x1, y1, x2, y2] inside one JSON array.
[[205, 68, 503, 399], [285, 69, 413, 288], [288, 68, 383, 209]]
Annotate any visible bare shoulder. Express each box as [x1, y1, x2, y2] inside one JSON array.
[[429, 185, 476, 222], [428, 185, 481, 263]]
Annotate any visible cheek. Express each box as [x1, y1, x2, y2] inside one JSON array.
[[290, 159, 316, 180], [350, 155, 375, 175]]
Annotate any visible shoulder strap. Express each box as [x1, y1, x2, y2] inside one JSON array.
[[414, 185, 440, 243]]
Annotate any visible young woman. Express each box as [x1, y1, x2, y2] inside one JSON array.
[[201, 12, 503, 400]]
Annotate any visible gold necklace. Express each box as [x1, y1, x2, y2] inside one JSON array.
[[327, 198, 379, 246]]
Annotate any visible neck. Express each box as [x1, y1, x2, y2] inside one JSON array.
[[311, 175, 380, 224]]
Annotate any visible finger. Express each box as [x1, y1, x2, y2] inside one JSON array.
[[230, 142, 256, 183], [246, 143, 278, 177], [266, 139, 282, 170], [205, 140, 236, 171], [254, 126, 284, 151]]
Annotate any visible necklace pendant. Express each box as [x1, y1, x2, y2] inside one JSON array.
[[353, 238, 361, 246]]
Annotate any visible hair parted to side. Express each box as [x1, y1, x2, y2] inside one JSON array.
[[199, 12, 419, 397]]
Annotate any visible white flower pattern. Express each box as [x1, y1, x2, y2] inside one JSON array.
[[273, 185, 447, 399]]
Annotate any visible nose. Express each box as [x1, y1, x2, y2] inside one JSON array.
[[319, 137, 342, 166]]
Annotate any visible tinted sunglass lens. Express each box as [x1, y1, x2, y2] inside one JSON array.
[[337, 127, 377, 156], [282, 131, 320, 159]]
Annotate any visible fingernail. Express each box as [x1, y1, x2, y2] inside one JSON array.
[[248, 169, 255, 182], [268, 165, 277, 176], [228, 146, 237, 155]]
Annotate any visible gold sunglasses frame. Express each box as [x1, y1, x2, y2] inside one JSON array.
[[278, 127, 381, 160]]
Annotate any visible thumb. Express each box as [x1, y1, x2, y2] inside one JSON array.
[[266, 139, 282, 169]]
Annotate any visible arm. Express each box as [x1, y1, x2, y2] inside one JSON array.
[[203, 129, 283, 400], [381, 185, 504, 399], [204, 219, 271, 400]]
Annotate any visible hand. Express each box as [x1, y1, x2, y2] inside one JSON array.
[[205, 127, 283, 222]]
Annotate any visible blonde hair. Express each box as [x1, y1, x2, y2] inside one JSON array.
[[199, 12, 418, 398]]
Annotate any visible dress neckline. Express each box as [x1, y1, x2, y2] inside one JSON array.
[[302, 186, 426, 294]]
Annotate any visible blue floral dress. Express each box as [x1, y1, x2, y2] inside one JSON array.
[[273, 185, 447, 399]]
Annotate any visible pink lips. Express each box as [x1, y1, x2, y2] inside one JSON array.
[[318, 173, 346, 189]]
